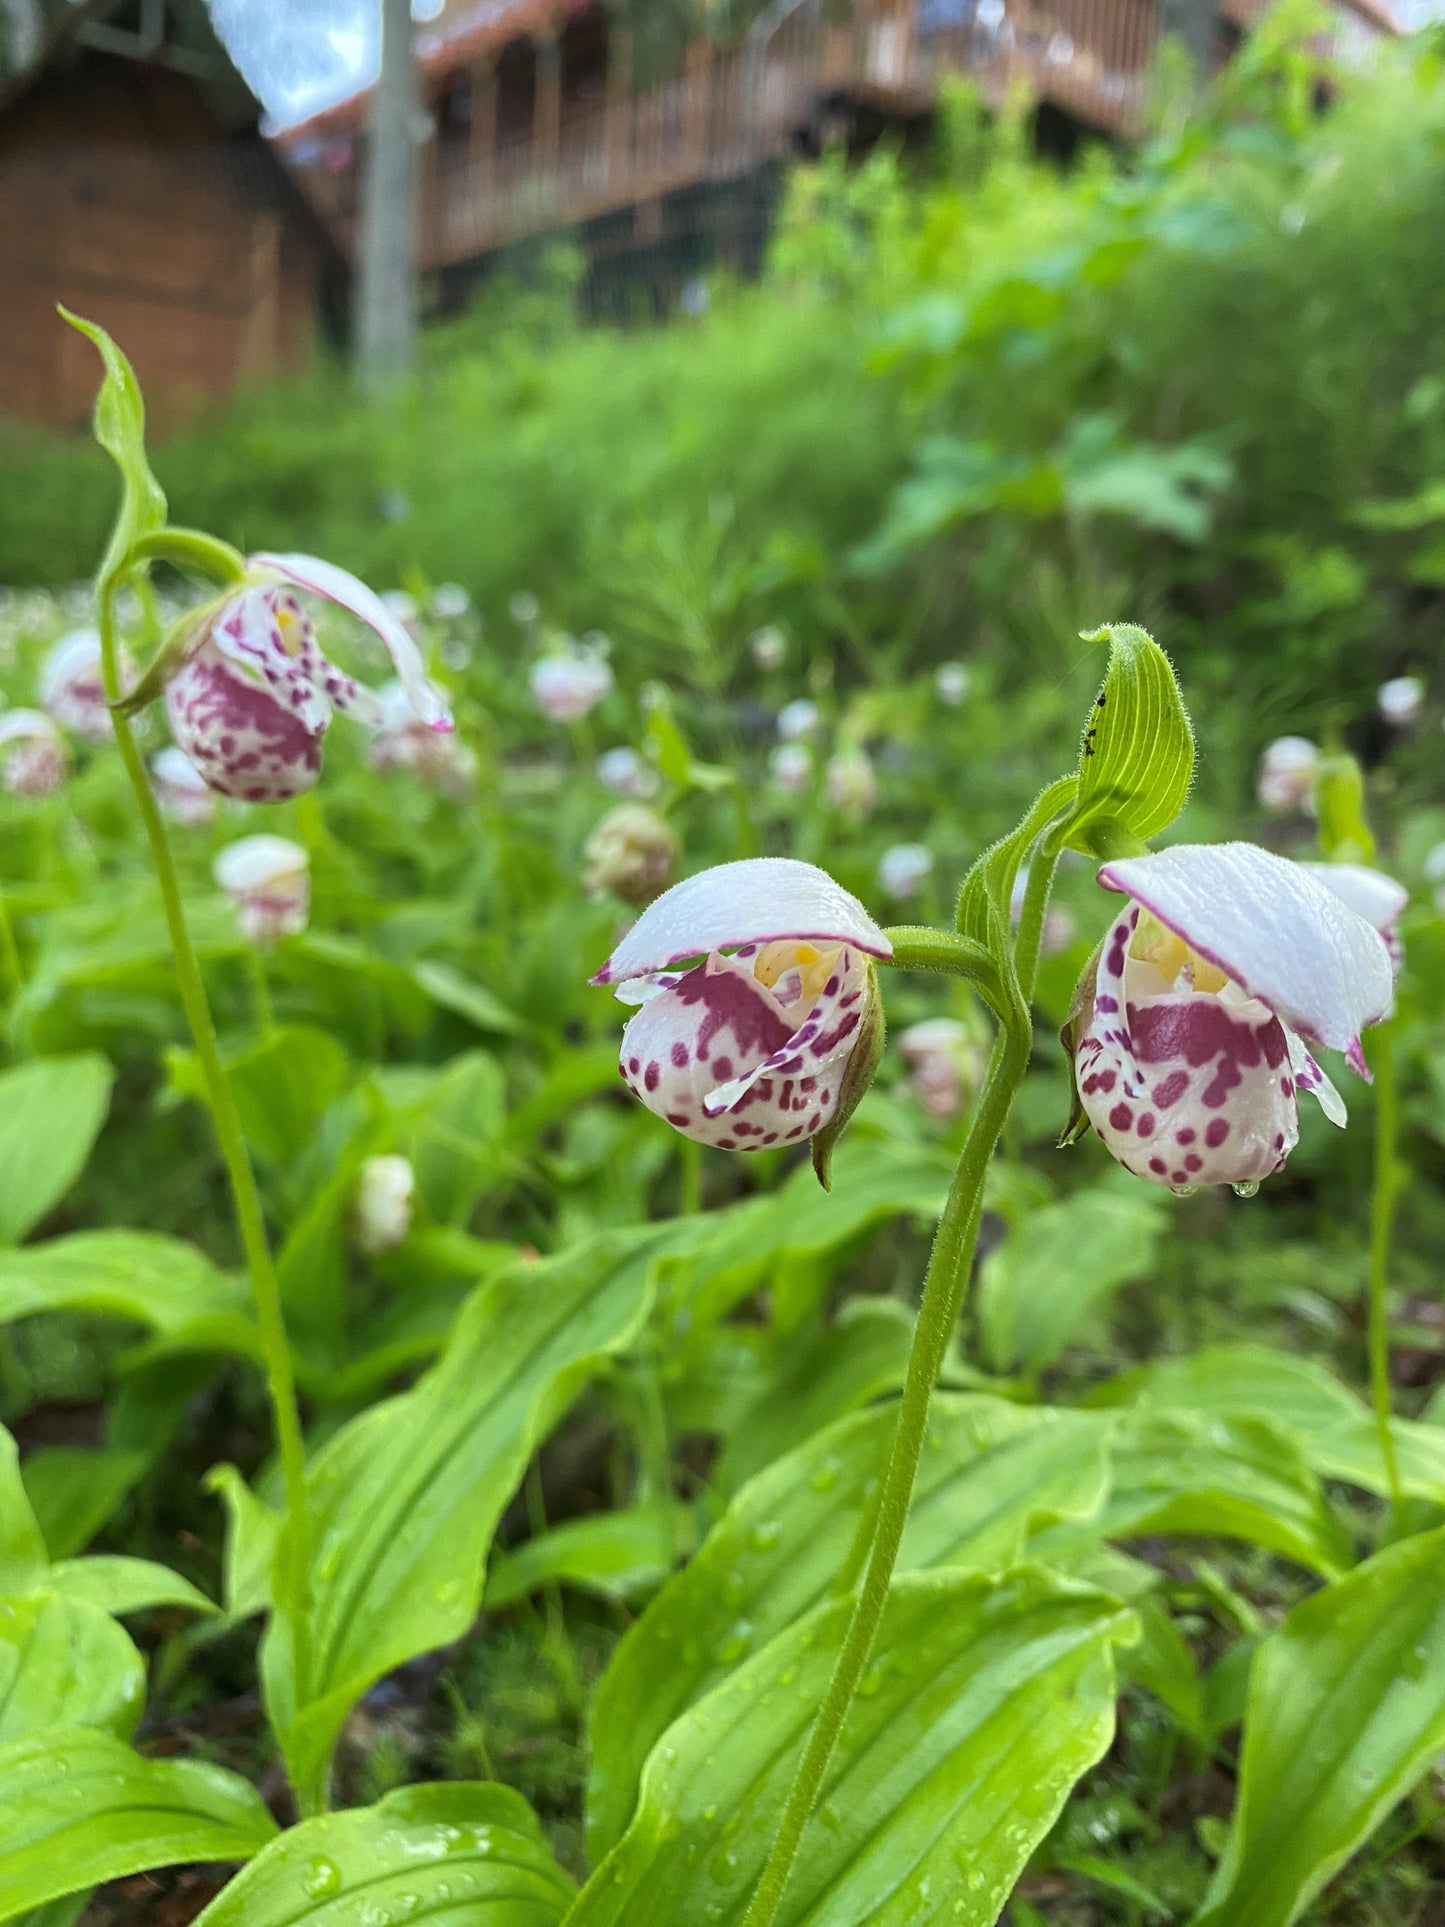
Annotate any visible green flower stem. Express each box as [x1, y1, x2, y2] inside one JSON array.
[[247, 947, 276, 1041], [741, 982, 1033, 1927], [1367, 1019, 1403, 1512], [97, 585, 317, 1801], [1013, 832, 1065, 1006], [0, 886, 21, 1003]]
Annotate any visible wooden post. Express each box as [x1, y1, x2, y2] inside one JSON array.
[[533, 22, 562, 179], [683, 37, 712, 170], [604, 21, 633, 189], [470, 54, 497, 247]]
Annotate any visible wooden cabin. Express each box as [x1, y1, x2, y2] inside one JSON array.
[[0, 0, 339, 431], [275, 0, 1400, 314]]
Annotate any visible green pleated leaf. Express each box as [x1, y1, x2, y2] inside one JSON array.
[[587, 1395, 1111, 1859], [0, 1056, 114, 1247], [1066, 623, 1194, 856], [1107, 1344, 1445, 1504], [0, 1726, 276, 1919], [20, 1446, 149, 1560], [191, 1781, 574, 1926], [60, 310, 168, 594], [0, 1592, 146, 1742], [43, 1556, 217, 1619], [0, 1230, 255, 1350], [1193, 1527, 1445, 1927], [264, 1226, 667, 1809], [0, 1429, 48, 1593], [572, 1569, 1136, 1926], [484, 1502, 685, 1612]]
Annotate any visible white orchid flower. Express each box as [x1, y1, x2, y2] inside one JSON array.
[[40, 628, 130, 742], [777, 699, 820, 743], [878, 842, 934, 900], [1256, 736, 1320, 815], [366, 678, 476, 796], [594, 857, 891, 1151], [1073, 843, 1392, 1193], [164, 554, 452, 804], [0, 708, 68, 797], [214, 834, 310, 945], [825, 747, 879, 818], [530, 642, 612, 724], [935, 661, 970, 706], [150, 745, 215, 826], [1378, 675, 1424, 728], [596, 746, 660, 800], [750, 626, 786, 671], [899, 1016, 984, 1121], [769, 742, 813, 794]]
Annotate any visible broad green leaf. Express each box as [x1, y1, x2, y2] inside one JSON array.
[[264, 1226, 667, 1807], [1193, 1528, 1445, 1927], [0, 1055, 114, 1245], [1109, 1345, 1445, 1503], [0, 1429, 47, 1593], [714, 1297, 918, 1494], [0, 1230, 255, 1348], [20, 1447, 148, 1560], [0, 1725, 276, 1918], [1066, 623, 1194, 856], [484, 1503, 685, 1611], [976, 1188, 1163, 1374], [1100, 1409, 1351, 1576], [412, 959, 532, 1038], [184, 1026, 351, 1168], [59, 311, 168, 592], [0, 1592, 145, 1741], [44, 1556, 216, 1618], [191, 1781, 574, 1926], [587, 1395, 1111, 1858], [572, 1569, 1135, 1926]]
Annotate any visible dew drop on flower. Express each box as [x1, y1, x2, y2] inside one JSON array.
[[1231, 1179, 1261, 1198]]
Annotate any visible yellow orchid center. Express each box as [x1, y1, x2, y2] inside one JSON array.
[[276, 604, 307, 657], [1130, 913, 1229, 995], [752, 939, 842, 1005]]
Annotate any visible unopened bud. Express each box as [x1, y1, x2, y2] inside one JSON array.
[[584, 804, 679, 905], [353, 1154, 415, 1254]]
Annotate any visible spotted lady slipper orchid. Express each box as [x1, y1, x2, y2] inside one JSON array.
[[530, 641, 613, 724], [163, 555, 452, 803], [40, 628, 131, 742], [594, 857, 891, 1151], [0, 709, 67, 797], [1256, 736, 1320, 815], [1071, 843, 1392, 1193], [214, 834, 310, 945], [150, 745, 215, 826], [825, 747, 879, 819], [366, 680, 476, 797], [899, 1017, 985, 1121]]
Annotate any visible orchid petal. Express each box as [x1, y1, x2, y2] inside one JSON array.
[[1287, 1029, 1347, 1127], [210, 590, 332, 734], [593, 857, 890, 987], [0, 709, 60, 746], [702, 945, 868, 1116], [1098, 842, 1392, 1058], [252, 552, 453, 731], [1302, 862, 1408, 934]]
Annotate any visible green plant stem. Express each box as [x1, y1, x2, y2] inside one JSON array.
[[1367, 1019, 1403, 1512], [741, 998, 1032, 1927], [247, 947, 276, 1040], [0, 886, 21, 1002], [97, 585, 317, 1802]]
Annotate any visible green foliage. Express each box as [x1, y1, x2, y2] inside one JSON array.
[[0, 1055, 113, 1244]]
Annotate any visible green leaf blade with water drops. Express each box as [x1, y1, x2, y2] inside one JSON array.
[[571, 1568, 1136, 1927], [190, 1780, 575, 1927]]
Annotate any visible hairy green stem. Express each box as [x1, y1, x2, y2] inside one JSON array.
[[1367, 1020, 1403, 1512], [741, 998, 1032, 1927], [97, 585, 318, 1805]]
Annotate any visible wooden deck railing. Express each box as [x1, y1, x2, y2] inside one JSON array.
[[281, 0, 1392, 272]]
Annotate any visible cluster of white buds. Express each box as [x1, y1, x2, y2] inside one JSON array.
[[584, 805, 679, 906], [1257, 736, 1320, 815], [0, 710, 68, 796], [530, 640, 613, 724], [214, 835, 310, 946]]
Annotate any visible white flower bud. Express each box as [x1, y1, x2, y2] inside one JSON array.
[[777, 699, 820, 742], [935, 661, 970, 706], [597, 746, 660, 800], [1256, 736, 1320, 815], [877, 843, 934, 900], [584, 804, 679, 906], [1378, 675, 1424, 728], [150, 745, 215, 826], [531, 645, 613, 724], [750, 626, 786, 672], [769, 742, 813, 794], [214, 835, 310, 945], [353, 1154, 415, 1254], [825, 748, 878, 818]]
